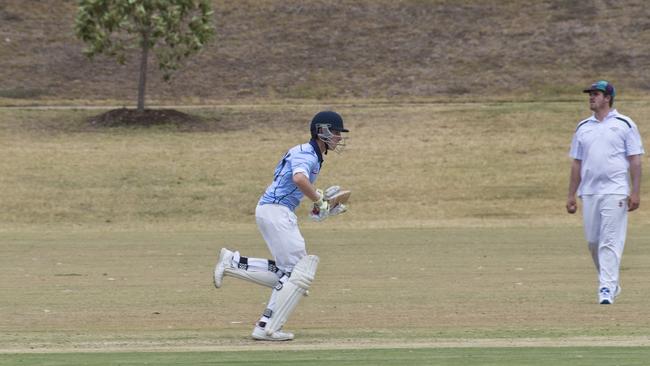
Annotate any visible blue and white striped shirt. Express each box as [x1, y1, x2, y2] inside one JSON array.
[[258, 139, 324, 211]]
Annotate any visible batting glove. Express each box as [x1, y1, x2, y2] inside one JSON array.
[[329, 203, 347, 216], [310, 189, 330, 222]]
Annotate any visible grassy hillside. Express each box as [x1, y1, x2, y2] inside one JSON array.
[[1, 0, 650, 104]]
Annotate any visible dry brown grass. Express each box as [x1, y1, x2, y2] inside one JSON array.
[[2, 100, 650, 232], [2, 1, 650, 104], [2, 103, 650, 353]]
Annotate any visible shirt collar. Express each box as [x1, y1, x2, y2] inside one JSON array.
[[309, 139, 324, 165], [601, 109, 618, 119], [589, 109, 619, 122]]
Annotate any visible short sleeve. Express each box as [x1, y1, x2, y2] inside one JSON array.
[[289, 149, 316, 178], [625, 125, 645, 156], [569, 133, 582, 160]]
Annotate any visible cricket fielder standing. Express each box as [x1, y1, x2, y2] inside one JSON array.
[[567, 80, 644, 305], [213, 111, 349, 340]]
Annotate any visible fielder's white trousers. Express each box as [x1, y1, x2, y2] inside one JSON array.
[[255, 204, 307, 273], [581, 194, 628, 292]]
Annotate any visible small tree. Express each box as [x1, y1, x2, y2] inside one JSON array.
[[75, 0, 215, 112]]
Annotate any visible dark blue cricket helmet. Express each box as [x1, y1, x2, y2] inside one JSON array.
[[310, 111, 349, 139]]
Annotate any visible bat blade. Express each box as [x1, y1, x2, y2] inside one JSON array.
[[328, 190, 351, 208]]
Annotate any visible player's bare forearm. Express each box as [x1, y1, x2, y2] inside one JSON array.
[[566, 159, 581, 214], [293, 173, 320, 202], [628, 154, 642, 211]]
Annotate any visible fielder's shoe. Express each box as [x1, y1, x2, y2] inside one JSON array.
[[614, 285, 622, 299], [251, 324, 294, 341], [213, 248, 234, 289], [599, 287, 613, 305]]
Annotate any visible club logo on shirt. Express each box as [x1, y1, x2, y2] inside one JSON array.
[[619, 200, 624, 207]]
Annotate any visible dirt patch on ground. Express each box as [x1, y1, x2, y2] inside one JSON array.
[[1, 104, 313, 134], [78, 107, 259, 132], [87, 108, 209, 131]]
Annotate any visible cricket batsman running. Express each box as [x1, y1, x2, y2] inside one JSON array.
[[213, 111, 350, 341]]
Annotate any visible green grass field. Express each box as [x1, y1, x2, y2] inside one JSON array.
[[3, 347, 650, 366], [2, 102, 650, 364]]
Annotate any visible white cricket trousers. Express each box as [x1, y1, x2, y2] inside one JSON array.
[[581, 194, 628, 292], [255, 204, 307, 273]]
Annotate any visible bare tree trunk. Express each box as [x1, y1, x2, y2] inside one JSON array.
[[137, 30, 150, 112]]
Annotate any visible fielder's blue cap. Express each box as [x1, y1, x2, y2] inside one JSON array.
[[583, 80, 615, 97]]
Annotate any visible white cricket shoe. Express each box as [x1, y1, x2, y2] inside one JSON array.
[[213, 248, 233, 289], [599, 287, 613, 305], [251, 325, 294, 341]]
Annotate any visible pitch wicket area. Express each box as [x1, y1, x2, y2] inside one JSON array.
[[1, 226, 649, 353]]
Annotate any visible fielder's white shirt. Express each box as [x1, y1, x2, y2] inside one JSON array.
[[570, 109, 644, 196]]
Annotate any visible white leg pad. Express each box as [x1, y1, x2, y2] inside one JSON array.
[[265, 255, 319, 335], [224, 267, 279, 288]]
